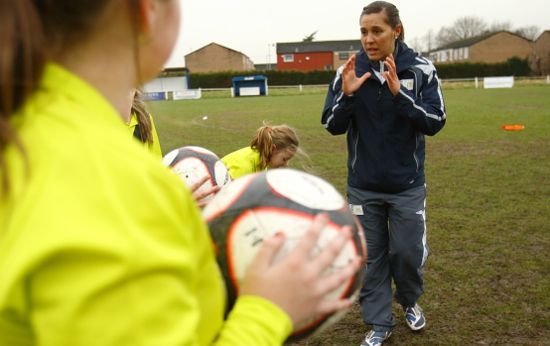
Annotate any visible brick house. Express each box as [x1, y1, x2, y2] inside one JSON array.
[[428, 31, 532, 64], [532, 31, 550, 75], [276, 40, 362, 71], [184, 42, 255, 73]]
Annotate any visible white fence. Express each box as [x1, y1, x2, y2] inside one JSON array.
[[149, 75, 549, 100], [143, 76, 188, 93], [442, 75, 549, 89]]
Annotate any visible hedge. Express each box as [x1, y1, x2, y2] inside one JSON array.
[[435, 57, 531, 79], [187, 70, 336, 89], [182, 57, 531, 88]]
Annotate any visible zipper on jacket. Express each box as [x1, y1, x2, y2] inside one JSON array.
[[414, 132, 420, 172], [377, 82, 389, 184], [351, 131, 360, 172]]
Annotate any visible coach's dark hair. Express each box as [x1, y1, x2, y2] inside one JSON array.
[[0, 0, 140, 193], [361, 1, 405, 41]]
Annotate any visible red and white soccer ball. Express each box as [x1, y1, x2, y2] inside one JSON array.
[[162, 146, 231, 203], [202, 168, 367, 342]]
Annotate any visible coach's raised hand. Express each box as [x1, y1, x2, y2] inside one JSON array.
[[342, 54, 371, 96]]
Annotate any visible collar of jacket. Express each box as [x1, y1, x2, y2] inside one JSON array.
[[355, 40, 417, 78]]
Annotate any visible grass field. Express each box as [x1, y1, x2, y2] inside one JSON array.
[[148, 85, 550, 345]]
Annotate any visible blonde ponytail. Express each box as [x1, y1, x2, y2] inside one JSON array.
[[251, 125, 274, 169], [250, 123, 300, 169], [131, 90, 154, 145]]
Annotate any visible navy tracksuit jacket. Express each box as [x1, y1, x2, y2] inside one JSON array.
[[321, 41, 446, 194]]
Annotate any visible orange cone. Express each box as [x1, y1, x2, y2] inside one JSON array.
[[501, 124, 525, 131]]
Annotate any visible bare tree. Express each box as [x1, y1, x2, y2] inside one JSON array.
[[416, 16, 541, 53], [515, 26, 541, 40], [436, 16, 488, 46], [424, 29, 436, 52], [454, 16, 487, 38], [435, 27, 455, 47], [489, 20, 513, 32], [408, 37, 425, 53], [408, 29, 436, 54], [302, 30, 318, 42]]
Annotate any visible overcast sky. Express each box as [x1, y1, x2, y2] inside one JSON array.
[[165, 0, 549, 67]]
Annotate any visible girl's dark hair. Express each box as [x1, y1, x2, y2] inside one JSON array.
[[251, 123, 299, 170], [0, 0, 45, 192], [361, 1, 405, 41], [0, 0, 127, 192], [32, 1, 111, 52], [131, 90, 154, 145]]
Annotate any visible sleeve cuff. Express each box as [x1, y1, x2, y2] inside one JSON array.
[[221, 295, 293, 345], [342, 92, 355, 100]]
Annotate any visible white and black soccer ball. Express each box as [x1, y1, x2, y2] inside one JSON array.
[[162, 146, 231, 203], [202, 168, 367, 342]]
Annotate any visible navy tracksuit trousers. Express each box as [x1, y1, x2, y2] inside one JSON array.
[[348, 184, 428, 331]]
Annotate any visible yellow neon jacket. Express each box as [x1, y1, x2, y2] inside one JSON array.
[[0, 63, 292, 346], [127, 111, 163, 158], [221, 147, 264, 179]]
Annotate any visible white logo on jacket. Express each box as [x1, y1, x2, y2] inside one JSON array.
[[349, 204, 364, 215], [400, 78, 414, 91]]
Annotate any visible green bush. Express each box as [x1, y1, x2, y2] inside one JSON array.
[[435, 57, 531, 78], [178, 57, 532, 88], [188, 70, 336, 88]]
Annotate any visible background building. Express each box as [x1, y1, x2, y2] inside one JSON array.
[[532, 31, 550, 75], [185, 42, 255, 73], [428, 31, 532, 64], [254, 63, 276, 71], [276, 40, 361, 71]]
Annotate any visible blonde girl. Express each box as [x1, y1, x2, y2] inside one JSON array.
[[222, 124, 300, 179]]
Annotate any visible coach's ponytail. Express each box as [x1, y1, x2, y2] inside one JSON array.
[[0, 0, 45, 192]]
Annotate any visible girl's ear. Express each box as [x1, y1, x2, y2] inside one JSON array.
[[135, 0, 155, 38]]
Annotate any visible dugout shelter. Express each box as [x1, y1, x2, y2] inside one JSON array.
[[231, 75, 268, 97]]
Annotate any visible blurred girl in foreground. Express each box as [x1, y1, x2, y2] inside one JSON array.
[[0, 0, 360, 344]]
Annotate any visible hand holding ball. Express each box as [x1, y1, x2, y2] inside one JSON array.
[[203, 169, 367, 341]]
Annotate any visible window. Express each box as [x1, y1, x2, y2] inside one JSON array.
[[338, 52, 349, 60], [282, 54, 294, 63]]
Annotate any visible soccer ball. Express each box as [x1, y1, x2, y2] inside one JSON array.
[[162, 146, 231, 203], [202, 168, 367, 342]]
